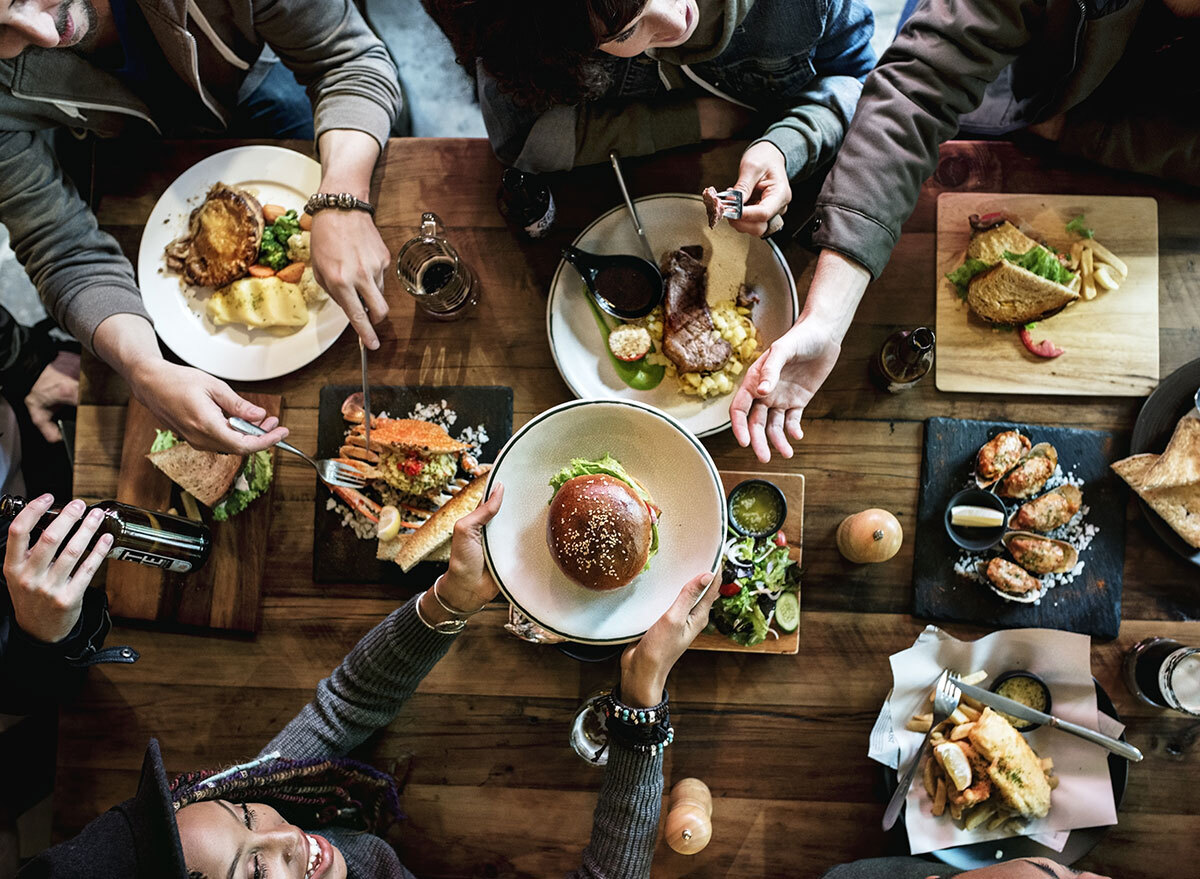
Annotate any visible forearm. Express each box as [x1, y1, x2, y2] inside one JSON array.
[[316, 129, 381, 200], [567, 744, 664, 879], [91, 313, 165, 388], [797, 250, 871, 341]]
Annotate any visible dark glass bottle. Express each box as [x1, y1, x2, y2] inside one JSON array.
[[0, 495, 212, 574], [497, 168, 556, 239], [870, 326, 935, 393]]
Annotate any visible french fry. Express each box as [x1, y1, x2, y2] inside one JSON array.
[[964, 804, 996, 831], [948, 707, 971, 726], [961, 694, 984, 712], [959, 704, 981, 721], [1068, 240, 1084, 270], [961, 670, 988, 686], [1004, 818, 1026, 834], [950, 722, 976, 741], [1039, 757, 1054, 772], [1081, 245, 1097, 301], [987, 812, 1010, 831], [907, 716, 933, 733], [1094, 263, 1120, 291], [1048, 775, 1060, 790], [1088, 239, 1129, 277], [932, 778, 947, 817], [949, 801, 963, 821]]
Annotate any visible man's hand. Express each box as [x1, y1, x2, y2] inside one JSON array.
[[728, 141, 791, 238], [25, 350, 79, 443], [5, 495, 113, 644], [619, 572, 718, 708], [730, 249, 870, 462], [310, 209, 390, 350], [130, 360, 285, 454]]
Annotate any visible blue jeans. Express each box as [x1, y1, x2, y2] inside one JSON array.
[[232, 57, 315, 139]]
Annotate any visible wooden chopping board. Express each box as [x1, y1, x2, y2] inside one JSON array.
[[935, 192, 1158, 396], [689, 470, 804, 655], [106, 394, 280, 632]]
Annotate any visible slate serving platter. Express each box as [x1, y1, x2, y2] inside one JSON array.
[[914, 417, 1127, 641], [313, 385, 513, 585]]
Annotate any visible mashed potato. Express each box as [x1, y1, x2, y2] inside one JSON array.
[[639, 300, 760, 399]]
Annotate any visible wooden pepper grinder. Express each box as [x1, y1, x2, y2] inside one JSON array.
[[665, 777, 713, 855]]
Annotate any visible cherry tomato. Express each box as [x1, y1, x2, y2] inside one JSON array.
[[719, 581, 741, 597], [773, 531, 787, 547]]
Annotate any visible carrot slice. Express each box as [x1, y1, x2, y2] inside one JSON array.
[[299, 212, 313, 231], [248, 264, 276, 278], [262, 204, 288, 223], [276, 262, 305, 283]]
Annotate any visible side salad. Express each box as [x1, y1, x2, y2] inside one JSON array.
[[707, 531, 800, 646]]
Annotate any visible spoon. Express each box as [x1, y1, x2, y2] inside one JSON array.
[[582, 291, 664, 391], [562, 245, 664, 320]]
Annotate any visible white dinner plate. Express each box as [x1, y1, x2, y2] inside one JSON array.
[[137, 146, 349, 381], [482, 399, 726, 644], [547, 194, 799, 438]]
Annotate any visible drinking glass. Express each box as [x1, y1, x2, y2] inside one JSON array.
[[1124, 637, 1200, 717], [569, 690, 612, 766], [395, 212, 479, 320]]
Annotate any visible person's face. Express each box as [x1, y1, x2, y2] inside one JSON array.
[[597, 0, 699, 57], [176, 800, 348, 879], [0, 0, 94, 58], [951, 857, 1110, 879]]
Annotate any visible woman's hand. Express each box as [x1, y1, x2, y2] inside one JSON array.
[[728, 141, 791, 238], [25, 350, 79, 443], [4, 495, 113, 643], [425, 483, 505, 620], [619, 572, 718, 708]]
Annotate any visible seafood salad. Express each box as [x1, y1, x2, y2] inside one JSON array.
[[326, 392, 489, 542]]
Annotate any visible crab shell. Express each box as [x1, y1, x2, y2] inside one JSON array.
[[976, 559, 1045, 604], [994, 443, 1059, 499], [1002, 530, 1079, 574], [975, 430, 1033, 489], [1008, 484, 1083, 532]]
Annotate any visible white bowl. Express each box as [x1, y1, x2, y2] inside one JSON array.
[[483, 399, 726, 643]]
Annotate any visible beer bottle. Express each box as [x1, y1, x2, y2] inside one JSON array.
[[870, 326, 935, 393], [0, 495, 212, 574], [497, 168, 556, 239]]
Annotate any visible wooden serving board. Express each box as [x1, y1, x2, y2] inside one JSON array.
[[106, 394, 280, 633], [689, 470, 804, 655], [935, 192, 1158, 396]]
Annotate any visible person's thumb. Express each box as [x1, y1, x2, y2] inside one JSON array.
[[683, 571, 718, 618], [732, 162, 763, 200], [755, 343, 789, 397]]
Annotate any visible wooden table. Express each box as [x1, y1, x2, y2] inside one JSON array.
[[60, 138, 1200, 878]]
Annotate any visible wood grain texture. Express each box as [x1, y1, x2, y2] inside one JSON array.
[[60, 138, 1200, 879], [107, 394, 280, 632], [935, 192, 1159, 395], [689, 470, 804, 654]]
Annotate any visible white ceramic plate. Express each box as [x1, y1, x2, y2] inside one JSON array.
[[547, 194, 799, 438], [483, 399, 726, 644], [137, 146, 349, 381]]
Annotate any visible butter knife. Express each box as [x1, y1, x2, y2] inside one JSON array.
[[948, 676, 1143, 762], [359, 338, 371, 451]]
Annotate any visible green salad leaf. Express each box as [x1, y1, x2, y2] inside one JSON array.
[[1066, 215, 1094, 238], [212, 451, 273, 522], [946, 258, 991, 298], [1001, 245, 1076, 286], [150, 429, 179, 453], [708, 533, 799, 647]]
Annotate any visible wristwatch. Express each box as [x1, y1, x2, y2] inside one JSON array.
[[304, 192, 375, 217]]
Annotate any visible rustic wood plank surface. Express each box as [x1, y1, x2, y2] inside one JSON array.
[[60, 137, 1200, 879]]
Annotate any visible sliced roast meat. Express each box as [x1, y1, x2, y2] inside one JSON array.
[[660, 247, 732, 374]]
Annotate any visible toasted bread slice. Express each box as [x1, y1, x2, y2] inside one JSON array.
[[350, 418, 469, 454], [1143, 415, 1200, 489], [1113, 452, 1200, 548], [393, 472, 489, 572], [165, 184, 264, 288], [146, 443, 243, 507], [966, 261, 1079, 324], [967, 221, 1041, 264]]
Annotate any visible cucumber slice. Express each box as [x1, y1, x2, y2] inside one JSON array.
[[773, 592, 799, 633]]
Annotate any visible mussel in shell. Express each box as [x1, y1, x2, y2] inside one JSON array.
[[1002, 531, 1079, 575], [995, 443, 1058, 499], [976, 430, 1032, 488], [981, 557, 1044, 602], [1009, 484, 1083, 533]]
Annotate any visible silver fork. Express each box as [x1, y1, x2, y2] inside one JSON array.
[[882, 669, 961, 831], [228, 417, 366, 490], [706, 188, 785, 236]]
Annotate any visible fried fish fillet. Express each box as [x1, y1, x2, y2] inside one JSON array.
[[967, 707, 1052, 819]]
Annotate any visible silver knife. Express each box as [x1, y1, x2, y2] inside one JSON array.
[[949, 676, 1143, 762], [359, 338, 371, 452]]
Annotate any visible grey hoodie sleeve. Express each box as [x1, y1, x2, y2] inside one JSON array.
[[0, 129, 152, 351]]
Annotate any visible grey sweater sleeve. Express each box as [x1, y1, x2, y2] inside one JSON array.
[[0, 129, 153, 351], [567, 744, 664, 879]]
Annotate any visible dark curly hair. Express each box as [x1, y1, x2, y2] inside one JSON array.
[[424, 0, 648, 108]]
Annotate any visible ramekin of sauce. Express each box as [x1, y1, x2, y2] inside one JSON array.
[[727, 479, 787, 538], [990, 670, 1052, 732]]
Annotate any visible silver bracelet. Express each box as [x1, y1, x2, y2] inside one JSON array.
[[431, 574, 485, 618], [413, 589, 466, 634]]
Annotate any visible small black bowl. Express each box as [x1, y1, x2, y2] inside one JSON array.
[[990, 670, 1052, 732], [727, 478, 788, 538], [944, 488, 1007, 551]]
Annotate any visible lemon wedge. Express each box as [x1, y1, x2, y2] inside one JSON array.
[[950, 505, 1005, 528], [934, 742, 973, 792], [377, 505, 402, 541]]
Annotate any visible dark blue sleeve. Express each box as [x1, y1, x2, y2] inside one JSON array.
[[817, 0, 877, 82]]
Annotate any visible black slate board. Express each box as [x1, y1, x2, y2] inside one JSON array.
[[914, 417, 1127, 641], [313, 385, 513, 585]]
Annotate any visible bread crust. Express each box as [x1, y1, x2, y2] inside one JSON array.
[[966, 261, 1078, 324], [547, 474, 651, 591]]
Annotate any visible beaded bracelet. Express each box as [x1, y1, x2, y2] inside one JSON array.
[[600, 689, 674, 754]]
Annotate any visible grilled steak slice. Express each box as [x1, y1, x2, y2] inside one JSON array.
[[165, 184, 264, 288], [660, 247, 731, 374]]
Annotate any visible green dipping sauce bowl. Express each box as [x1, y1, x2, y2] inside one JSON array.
[[727, 479, 787, 538]]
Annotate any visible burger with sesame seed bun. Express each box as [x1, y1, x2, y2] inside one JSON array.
[[547, 454, 661, 591]]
